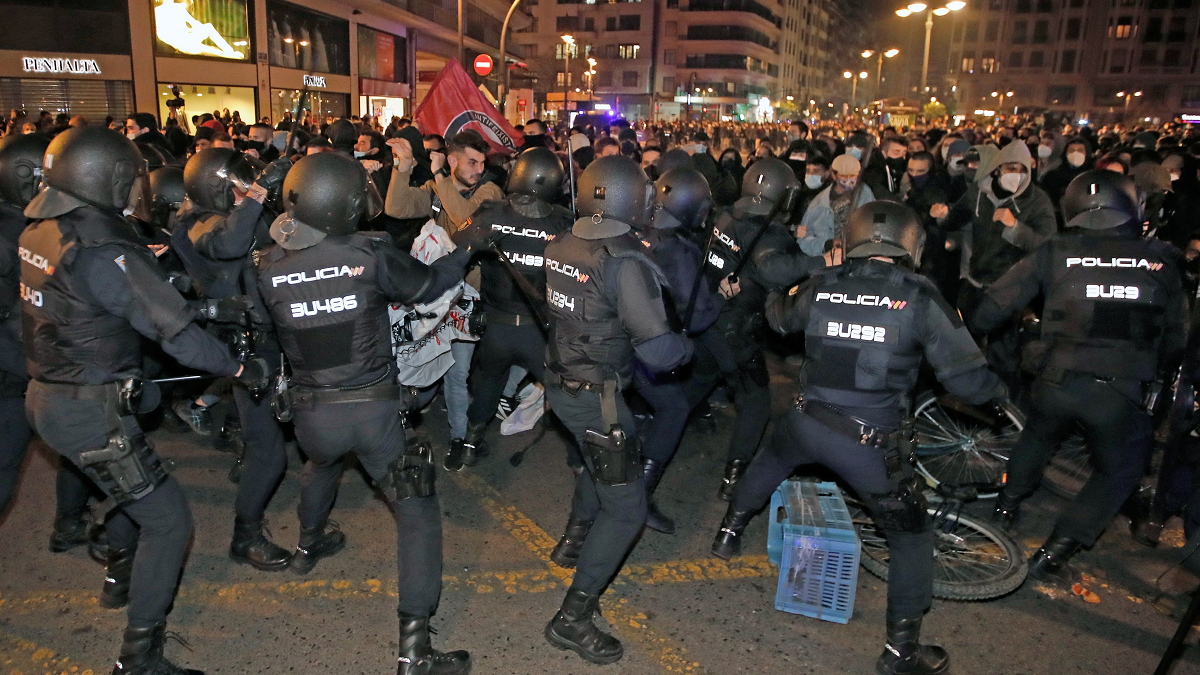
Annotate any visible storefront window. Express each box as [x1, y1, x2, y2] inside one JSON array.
[[359, 96, 404, 124], [271, 89, 349, 126], [358, 25, 407, 83], [267, 1, 351, 75], [0, 78, 133, 120], [157, 83, 257, 128], [153, 0, 252, 62], [0, 0, 132, 55]]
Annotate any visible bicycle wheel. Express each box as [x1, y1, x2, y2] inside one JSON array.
[[849, 499, 1029, 601], [913, 393, 1022, 499]]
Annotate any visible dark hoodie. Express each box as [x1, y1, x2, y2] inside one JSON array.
[[1040, 136, 1094, 226], [940, 140, 1057, 286]]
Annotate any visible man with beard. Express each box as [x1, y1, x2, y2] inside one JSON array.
[[385, 130, 504, 234]]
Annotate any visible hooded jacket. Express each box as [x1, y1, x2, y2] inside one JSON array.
[[1040, 136, 1094, 222], [939, 140, 1056, 286]]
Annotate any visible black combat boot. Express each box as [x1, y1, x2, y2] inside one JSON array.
[[229, 518, 291, 571], [990, 490, 1021, 533], [111, 622, 203, 675], [461, 422, 490, 467], [396, 614, 471, 675], [99, 546, 136, 609], [642, 458, 675, 535], [875, 616, 949, 675], [711, 504, 755, 560], [544, 588, 624, 665], [289, 522, 346, 575], [1028, 535, 1082, 587], [48, 511, 91, 552], [443, 439, 466, 472], [550, 514, 593, 569], [718, 459, 747, 501]]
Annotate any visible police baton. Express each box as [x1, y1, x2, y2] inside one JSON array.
[[151, 375, 214, 384], [487, 240, 551, 335]]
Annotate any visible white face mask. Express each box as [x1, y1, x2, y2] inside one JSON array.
[[126, 131, 140, 141], [805, 174, 824, 189], [1037, 145, 1053, 159], [353, 150, 369, 158], [998, 173, 1023, 193], [1066, 152, 1086, 168]]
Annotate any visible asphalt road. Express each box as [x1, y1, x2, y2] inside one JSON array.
[[2, 362, 1199, 675]]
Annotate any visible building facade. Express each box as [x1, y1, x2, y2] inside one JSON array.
[[0, 0, 528, 126], [946, 0, 1200, 123]]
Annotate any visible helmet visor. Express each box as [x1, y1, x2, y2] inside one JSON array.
[[364, 172, 384, 221], [124, 161, 154, 224]]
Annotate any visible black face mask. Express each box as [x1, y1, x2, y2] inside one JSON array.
[[885, 156, 908, 172], [645, 164, 660, 181], [523, 134, 545, 148], [910, 173, 930, 188]]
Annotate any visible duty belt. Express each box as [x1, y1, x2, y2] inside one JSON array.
[[291, 382, 402, 409], [795, 396, 899, 449], [30, 379, 121, 402], [486, 310, 536, 327]]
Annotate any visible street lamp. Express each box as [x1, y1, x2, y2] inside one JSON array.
[[862, 48, 900, 103], [587, 57, 597, 96], [991, 89, 1015, 112], [561, 35, 573, 121], [1116, 90, 1142, 122], [895, 2, 964, 95]]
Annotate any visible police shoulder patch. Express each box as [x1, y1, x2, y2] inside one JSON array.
[[113, 254, 126, 272]]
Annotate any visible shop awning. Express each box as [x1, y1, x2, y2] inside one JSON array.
[[360, 78, 409, 98]]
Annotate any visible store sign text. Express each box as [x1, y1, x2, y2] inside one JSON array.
[[303, 75, 327, 88], [22, 57, 102, 75]]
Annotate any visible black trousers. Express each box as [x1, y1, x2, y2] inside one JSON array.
[[231, 385, 288, 522], [633, 370, 692, 465], [733, 406, 934, 621], [684, 325, 771, 464], [26, 382, 193, 630], [545, 385, 647, 596], [291, 398, 442, 617], [466, 320, 546, 428], [1004, 373, 1151, 547], [0, 395, 31, 514]]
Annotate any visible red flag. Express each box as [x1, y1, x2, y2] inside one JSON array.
[[414, 59, 523, 155]]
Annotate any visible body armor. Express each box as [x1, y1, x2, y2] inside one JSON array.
[[468, 200, 573, 317], [257, 234, 392, 388], [544, 230, 650, 387], [1032, 231, 1178, 382], [18, 209, 191, 384]]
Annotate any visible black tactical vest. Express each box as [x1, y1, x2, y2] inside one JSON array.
[[703, 209, 772, 318], [172, 209, 269, 301], [0, 203, 23, 317], [18, 213, 143, 384], [544, 230, 645, 387], [469, 201, 573, 316], [1036, 231, 1178, 381], [257, 234, 391, 388], [801, 262, 928, 411]]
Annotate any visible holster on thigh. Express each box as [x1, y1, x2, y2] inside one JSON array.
[[869, 474, 930, 533], [77, 432, 171, 505], [582, 379, 641, 486], [381, 443, 436, 501]]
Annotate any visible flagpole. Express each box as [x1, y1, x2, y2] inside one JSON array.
[[457, 0, 464, 64]]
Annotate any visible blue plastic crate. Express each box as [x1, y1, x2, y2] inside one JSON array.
[[767, 479, 860, 624]]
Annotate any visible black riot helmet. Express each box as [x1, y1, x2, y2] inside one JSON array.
[[507, 147, 565, 202], [0, 133, 49, 207], [324, 118, 358, 154], [26, 126, 149, 217], [576, 155, 654, 228], [652, 167, 712, 231], [282, 152, 368, 235], [736, 157, 799, 216], [1062, 169, 1141, 230], [844, 201, 926, 267], [183, 148, 256, 213], [148, 167, 186, 217]]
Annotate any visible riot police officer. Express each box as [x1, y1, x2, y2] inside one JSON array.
[[19, 126, 267, 674], [635, 166, 721, 534], [447, 147, 573, 470], [0, 133, 43, 515], [542, 155, 693, 664], [171, 147, 293, 571], [687, 157, 824, 500], [711, 201, 1006, 675], [974, 170, 1187, 587], [254, 152, 471, 675]]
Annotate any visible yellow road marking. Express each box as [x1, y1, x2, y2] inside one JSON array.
[[0, 630, 97, 675], [453, 471, 718, 674]]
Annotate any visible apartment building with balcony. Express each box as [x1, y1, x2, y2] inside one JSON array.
[[946, 0, 1200, 123]]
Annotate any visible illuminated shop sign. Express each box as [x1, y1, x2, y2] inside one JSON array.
[[22, 57, 102, 74], [303, 74, 327, 87]]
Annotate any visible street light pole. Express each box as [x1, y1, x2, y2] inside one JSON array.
[[497, 0, 523, 116], [561, 35, 573, 124], [921, 10, 934, 94]]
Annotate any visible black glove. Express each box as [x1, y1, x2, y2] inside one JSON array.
[[253, 156, 293, 193], [236, 357, 270, 392], [200, 296, 253, 323]]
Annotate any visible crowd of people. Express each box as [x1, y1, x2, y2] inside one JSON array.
[[1, 103, 1199, 675]]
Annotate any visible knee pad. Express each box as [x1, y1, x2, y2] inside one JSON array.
[[382, 444, 436, 502], [76, 435, 171, 505], [869, 478, 930, 533]]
